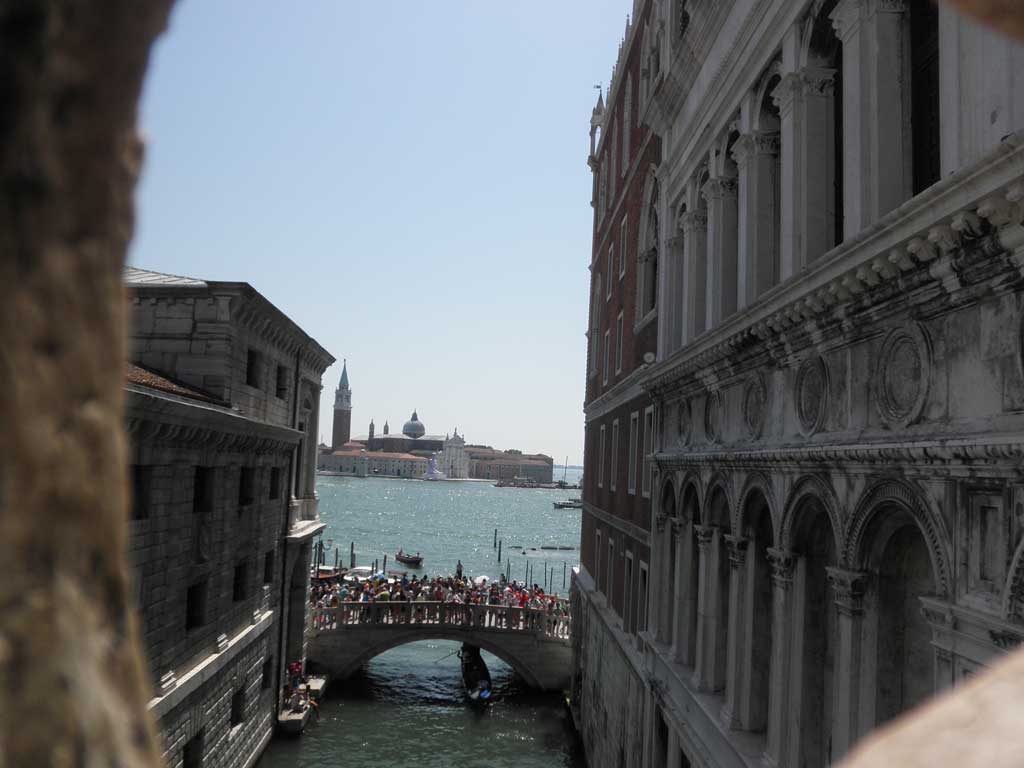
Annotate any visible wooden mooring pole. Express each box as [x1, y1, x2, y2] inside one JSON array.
[[350, 541, 355, 568], [498, 540, 502, 562]]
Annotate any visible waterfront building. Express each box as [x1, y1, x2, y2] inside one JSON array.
[[318, 449, 429, 478], [575, 2, 1024, 767], [440, 428, 470, 479], [124, 267, 333, 768], [466, 446, 556, 483]]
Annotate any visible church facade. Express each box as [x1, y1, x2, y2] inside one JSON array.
[[577, 2, 1024, 767]]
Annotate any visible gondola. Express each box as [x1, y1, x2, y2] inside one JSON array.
[[395, 549, 423, 567], [458, 643, 492, 704]]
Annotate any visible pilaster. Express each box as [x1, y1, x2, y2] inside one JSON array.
[[680, 210, 708, 344], [722, 535, 749, 729], [703, 176, 739, 329], [669, 519, 687, 662], [692, 524, 716, 691], [764, 548, 796, 767], [733, 132, 781, 308], [827, 567, 868, 760]]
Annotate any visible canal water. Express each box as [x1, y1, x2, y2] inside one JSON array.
[[258, 472, 586, 768]]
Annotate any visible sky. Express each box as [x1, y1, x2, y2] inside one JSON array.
[[131, 1, 632, 465]]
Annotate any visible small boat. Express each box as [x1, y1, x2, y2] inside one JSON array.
[[459, 643, 492, 703], [342, 565, 375, 583], [553, 498, 583, 509], [395, 549, 424, 567]]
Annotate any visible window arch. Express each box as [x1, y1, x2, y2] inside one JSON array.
[[589, 273, 603, 376], [638, 177, 659, 320], [622, 77, 633, 170]]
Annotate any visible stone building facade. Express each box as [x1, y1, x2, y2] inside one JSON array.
[[124, 268, 333, 768], [317, 449, 428, 478], [573, 2, 663, 766], [575, 2, 1024, 767]]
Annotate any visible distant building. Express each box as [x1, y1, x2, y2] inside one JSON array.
[[330, 360, 352, 448], [124, 267, 333, 768], [319, 449, 428, 478], [466, 446, 555, 483], [440, 429, 469, 479]]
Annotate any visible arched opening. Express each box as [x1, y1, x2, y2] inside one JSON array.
[[639, 178, 660, 320], [680, 483, 701, 667], [285, 543, 311, 671], [706, 484, 731, 691], [806, 0, 844, 250], [864, 508, 937, 726], [910, 0, 940, 194], [661, 481, 678, 646], [754, 74, 782, 299], [741, 489, 774, 733], [789, 497, 838, 767]]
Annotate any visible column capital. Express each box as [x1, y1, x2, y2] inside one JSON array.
[[731, 132, 780, 166], [830, 0, 863, 41], [870, 0, 907, 14], [694, 524, 716, 551], [701, 176, 738, 202], [724, 535, 749, 567], [826, 567, 868, 616], [766, 547, 796, 587], [670, 517, 687, 535], [679, 209, 707, 234], [655, 512, 668, 532]]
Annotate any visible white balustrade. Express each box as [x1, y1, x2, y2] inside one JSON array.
[[308, 601, 571, 641]]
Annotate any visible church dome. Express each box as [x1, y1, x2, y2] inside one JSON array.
[[402, 410, 426, 439]]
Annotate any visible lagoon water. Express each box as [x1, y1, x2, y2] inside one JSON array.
[[258, 472, 585, 768]]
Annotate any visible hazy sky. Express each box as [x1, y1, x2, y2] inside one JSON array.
[[131, 1, 631, 464]]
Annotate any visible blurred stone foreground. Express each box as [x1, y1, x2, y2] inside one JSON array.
[[1, 1, 1023, 767]]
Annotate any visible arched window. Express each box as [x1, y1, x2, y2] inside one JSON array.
[[589, 273, 603, 376], [598, 158, 608, 219], [622, 77, 633, 170], [638, 178, 659, 319], [910, 0, 940, 194]]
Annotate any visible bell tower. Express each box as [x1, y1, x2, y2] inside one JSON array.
[[331, 359, 352, 449]]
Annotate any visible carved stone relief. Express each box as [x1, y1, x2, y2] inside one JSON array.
[[704, 391, 722, 444], [742, 374, 767, 439], [795, 356, 829, 436], [677, 399, 693, 446], [875, 323, 931, 429]]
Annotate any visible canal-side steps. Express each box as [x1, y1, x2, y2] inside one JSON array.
[[307, 602, 573, 691], [276, 674, 327, 735]]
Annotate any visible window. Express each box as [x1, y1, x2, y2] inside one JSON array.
[[245, 348, 262, 389], [622, 79, 632, 168], [627, 412, 639, 495], [598, 425, 606, 489], [185, 580, 208, 631], [610, 420, 620, 492], [607, 245, 614, 299], [910, 0, 940, 194], [639, 180, 660, 319], [589, 274, 602, 378], [615, 312, 624, 374], [595, 529, 603, 593], [182, 731, 204, 768], [642, 406, 654, 498], [610, 124, 617, 202], [230, 687, 246, 727], [619, 218, 628, 278], [238, 467, 256, 508], [233, 560, 249, 602], [193, 467, 213, 515], [603, 330, 611, 385], [624, 551, 635, 633], [638, 562, 649, 632], [607, 537, 615, 605], [269, 467, 281, 500], [598, 159, 608, 217], [261, 658, 274, 690], [263, 549, 275, 585], [275, 365, 288, 399], [131, 465, 152, 520]]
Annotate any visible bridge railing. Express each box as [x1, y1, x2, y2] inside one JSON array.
[[309, 601, 570, 641]]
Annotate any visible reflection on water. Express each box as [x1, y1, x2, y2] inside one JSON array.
[[258, 641, 586, 768]]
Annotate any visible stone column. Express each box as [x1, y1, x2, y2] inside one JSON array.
[[831, 0, 910, 235], [667, 728, 681, 768], [676, 522, 699, 667], [828, 567, 868, 761], [703, 176, 739, 329], [732, 132, 781, 308], [692, 524, 716, 690], [722, 535, 749, 729], [665, 233, 686, 356], [669, 519, 687, 662], [773, 67, 837, 279], [653, 513, 670, 645], [680, 210, 708, 344], [765, 548, 796, 767], [920, 598, 957, 693]]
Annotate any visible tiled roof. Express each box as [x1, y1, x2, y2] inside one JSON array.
[[124, 266, 207, 287], [126, 363, 216, 403]]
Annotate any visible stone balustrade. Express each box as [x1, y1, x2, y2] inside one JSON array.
[[309, 601, 571, 641]]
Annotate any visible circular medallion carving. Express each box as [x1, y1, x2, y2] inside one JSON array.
[[875, 323, 931, 429], [704, 391, 722, 444], [677, 399, 692, 446], [743, 374, 767, 439], [795, 356, 828, 436]]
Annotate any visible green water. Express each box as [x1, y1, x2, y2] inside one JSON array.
[[258, 473, 585, 768]]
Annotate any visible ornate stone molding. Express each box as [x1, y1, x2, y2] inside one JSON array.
[[725, 535, 749, 567], [874, 322, 932, 429], [731, 132, 780, 167], [742, 373, 767, 439], [125, 411, 299, 455], [827, 567, 868, 616], [655, 513, 669, 532], [795, 356, 829, 436], [701, 176, 738, 202], [704, 390, 722, 444], [767, 547, 796, 587], [677, 398, 693, 446], [679, 209, 707, 234], [695, 525, 716, 551]]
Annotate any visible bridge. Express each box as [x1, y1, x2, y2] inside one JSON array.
[[306, 601, 573, 691]]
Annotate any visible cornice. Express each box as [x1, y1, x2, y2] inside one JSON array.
[[583, 501, 651, 546], [644, 138, 1024, 399]]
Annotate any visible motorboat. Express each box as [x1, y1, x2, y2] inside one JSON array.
[[553, 498, 583, 509], [459, 643, 492, 704], [395, 549, 424, 567], [342, 565, 375, 583]]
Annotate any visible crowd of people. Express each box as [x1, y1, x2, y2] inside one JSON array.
[[308, 569, 571, 638]]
